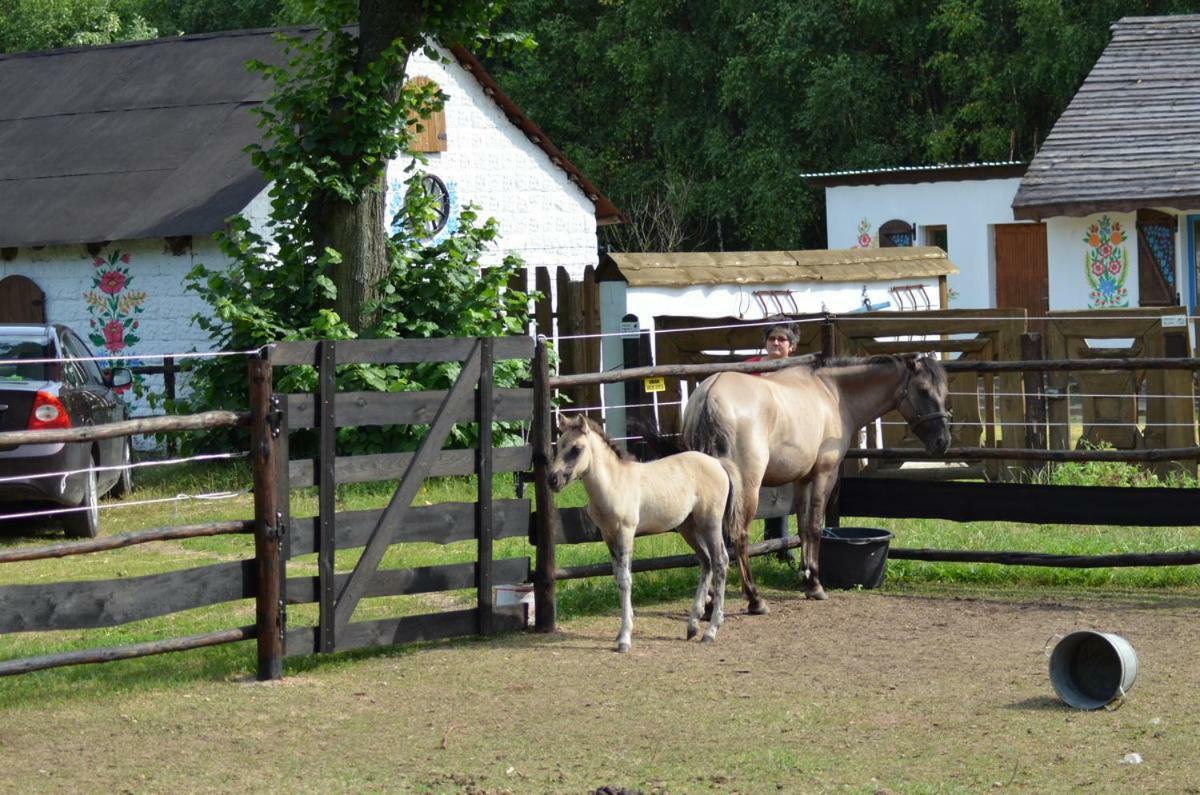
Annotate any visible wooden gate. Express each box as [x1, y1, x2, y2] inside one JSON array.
[[270, 337, 535, 658]]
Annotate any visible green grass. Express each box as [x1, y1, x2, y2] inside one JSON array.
[[2, 459, 1199, 703]]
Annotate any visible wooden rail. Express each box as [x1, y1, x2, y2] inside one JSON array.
[[0, 410, 247, 447], [845, 446, 1200, 462], [0, 521, 252, 563]]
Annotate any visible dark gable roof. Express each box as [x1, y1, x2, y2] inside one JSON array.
[[1013, 15, 1200, 221], [0, 28, 619, 249]]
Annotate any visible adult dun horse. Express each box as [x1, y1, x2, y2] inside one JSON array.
[[548, 415, 742, 652], [682, 354, 951, 614]]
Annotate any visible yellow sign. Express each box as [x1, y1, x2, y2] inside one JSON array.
[[643, 376, 666, 393]]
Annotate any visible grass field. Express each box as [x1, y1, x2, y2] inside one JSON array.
[[1, 457, 1198, 791]]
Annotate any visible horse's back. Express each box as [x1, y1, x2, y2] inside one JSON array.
[[633, 451, 728, 534]]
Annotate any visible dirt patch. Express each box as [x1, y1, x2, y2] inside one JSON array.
[[3, 585, 1200, 793]]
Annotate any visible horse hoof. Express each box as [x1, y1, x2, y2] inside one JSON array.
[[805, 587, 828, 601], [686, 625, 699, 640], [748, 599, 770, 615], [616, 642, 630, 654]]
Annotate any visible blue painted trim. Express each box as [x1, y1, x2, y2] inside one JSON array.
[[1187, 214, 1200, 317]]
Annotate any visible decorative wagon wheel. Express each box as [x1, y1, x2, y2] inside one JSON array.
[[419, 174, 451, 237]]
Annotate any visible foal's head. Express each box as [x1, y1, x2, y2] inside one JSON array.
[[896, 354, 951, 454], [548, 414, 623, 492]]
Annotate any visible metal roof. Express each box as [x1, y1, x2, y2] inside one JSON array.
[[1013, 15, 1200, 220], [597, 247, 957, 288], [803, 162, 1025, 188], [0, 28, 620, 249]]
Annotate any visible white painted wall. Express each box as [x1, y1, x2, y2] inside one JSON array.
[[1045, 212, 1139, 309], [385, 46, 599, 281], [824, 177, 1023, 309]]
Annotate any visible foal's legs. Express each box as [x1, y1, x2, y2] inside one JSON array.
[[608, 526, 637, 653], [679, 522, 713, 641], [700, 519, 729, 643]]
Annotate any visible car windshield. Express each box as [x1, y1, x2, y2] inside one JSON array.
[[0, 337, 52, 381]]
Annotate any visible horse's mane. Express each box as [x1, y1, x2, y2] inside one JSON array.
[[814, 353, 948, 387], [579, 415, 637, 461]]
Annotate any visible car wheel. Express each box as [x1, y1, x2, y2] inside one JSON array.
[[63, 464, 99, 539], [108, 438, 133, 498]]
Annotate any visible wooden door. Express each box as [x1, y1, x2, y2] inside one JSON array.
[[994, 223, 1048, 320], [0, 275, 45, 323]]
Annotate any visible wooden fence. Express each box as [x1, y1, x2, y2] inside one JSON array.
[[0, 337, 537, 680]]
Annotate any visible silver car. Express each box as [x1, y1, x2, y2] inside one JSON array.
[[0, 324, 133, 537]]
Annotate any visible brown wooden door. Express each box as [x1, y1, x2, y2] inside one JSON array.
[[0, 275, 45, 323], [995, 223, 1048, 320]]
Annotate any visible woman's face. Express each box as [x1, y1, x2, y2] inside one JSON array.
[[764, 329, 795, 359]]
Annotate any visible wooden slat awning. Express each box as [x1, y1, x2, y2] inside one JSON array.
[[1012, 15, 1200, 220], [598, 247, 957, 288]]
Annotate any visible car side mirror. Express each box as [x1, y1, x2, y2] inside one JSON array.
[[107, 367, 133, 389]]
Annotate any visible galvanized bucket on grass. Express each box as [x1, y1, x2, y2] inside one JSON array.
[[1048, 630, 1138, 710]]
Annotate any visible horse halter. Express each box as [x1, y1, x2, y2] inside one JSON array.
[[897, 365, 951, 429]]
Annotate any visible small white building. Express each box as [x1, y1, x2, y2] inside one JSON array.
[[594, 248, 957, 436], [0, 28, 619, 411], [804, 162, 1027, 312]]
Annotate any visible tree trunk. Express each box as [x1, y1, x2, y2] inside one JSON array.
[[321, 173, 391, 333], [317, 0, 422, 332]]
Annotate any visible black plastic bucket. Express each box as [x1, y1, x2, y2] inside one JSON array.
[[818, 527, 894, 589]]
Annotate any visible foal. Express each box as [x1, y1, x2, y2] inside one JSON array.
[[547, 415, 740, 652]]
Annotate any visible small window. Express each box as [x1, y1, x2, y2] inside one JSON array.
[[405, 77, 447, 153], [923, 225, 948, 253], [879, 219, 914, 247]]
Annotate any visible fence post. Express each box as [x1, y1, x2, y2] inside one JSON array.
[[249, 350, 283, 680], [477, 337, 495, 636], [822, 313, 842, 529], [163, 355, 177, 456], [532, 336, 559, 632], [1021, 333, 1047, 459]]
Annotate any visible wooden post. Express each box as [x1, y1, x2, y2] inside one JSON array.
[[163, 355, 177, 456], [317, 340, 336, 653], [1021, 333, 1047, 460], [822, 313, 843, 528], [532, 336, 559, 632], [476, 337, 495, 636], [249, 352, 283, 681]]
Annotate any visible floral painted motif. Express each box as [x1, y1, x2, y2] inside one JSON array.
[[1084, 216, 1129, 308], [83, 249, 146, 353], [853, 218, 872, 248]]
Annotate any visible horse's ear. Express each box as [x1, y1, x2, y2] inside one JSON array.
[[558, 414, 581, 432]]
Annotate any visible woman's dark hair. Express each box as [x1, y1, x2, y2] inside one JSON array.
[[763, 323, 798, 346]]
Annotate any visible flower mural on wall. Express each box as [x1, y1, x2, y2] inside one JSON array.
[[83, 249, 146, 353], [1084, 216, 1129, 308], [852, 218, 873, 248]]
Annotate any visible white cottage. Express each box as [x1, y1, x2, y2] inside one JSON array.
[[804, 162, 1028, 313], [1012, 15, 1200, 318], [0, 27, 619, 408]]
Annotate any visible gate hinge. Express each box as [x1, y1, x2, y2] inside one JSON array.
[[268, 393, 283, 438]]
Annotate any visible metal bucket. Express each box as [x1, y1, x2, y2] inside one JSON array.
[[1048, 630, 1138, 710]]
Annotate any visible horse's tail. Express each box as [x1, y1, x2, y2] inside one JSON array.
[[717, 456, 744, 551], [682, 376, 734, 459], [627, 417, 684, 460]]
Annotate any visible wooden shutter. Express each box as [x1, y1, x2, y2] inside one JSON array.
[[1136, 209, 1177, 307], [406, 77, 447, 153], [879, 219, 914, 247], [0, 275, 45, 323]]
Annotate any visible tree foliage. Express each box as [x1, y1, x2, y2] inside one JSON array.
[[489, 0, 1200, 252]]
